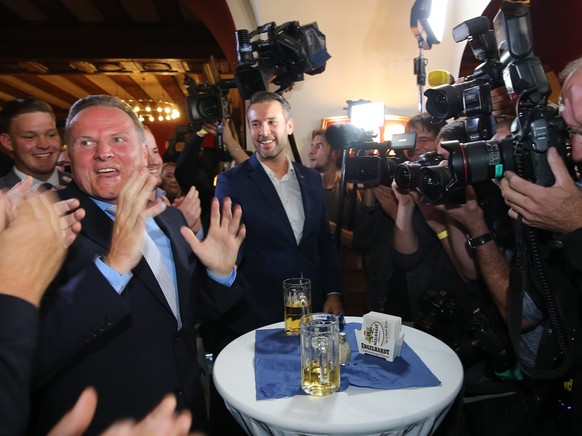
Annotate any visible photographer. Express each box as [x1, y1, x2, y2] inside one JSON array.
[[391, 117, 478, 322], [499, 56, 582, 433], [351, 113, 445, 316], [174, 120, 248, 231]]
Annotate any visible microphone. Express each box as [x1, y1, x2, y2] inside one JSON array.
[[325, 123, 365, 150], [428, 70, 455, 87]]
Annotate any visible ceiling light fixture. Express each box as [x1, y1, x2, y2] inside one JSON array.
[[126, 99, 181, 123]]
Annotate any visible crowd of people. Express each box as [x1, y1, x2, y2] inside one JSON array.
[[2, 51, 582, 436]]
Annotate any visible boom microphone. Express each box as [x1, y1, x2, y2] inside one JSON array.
[[428, 70, 455, 87]]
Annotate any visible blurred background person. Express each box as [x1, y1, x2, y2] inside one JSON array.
[[0, 97, 69, 190], [160, 162, 182, 203]]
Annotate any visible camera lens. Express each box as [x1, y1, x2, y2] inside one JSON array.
[[394, 162, 421, 190], [447, 138, 514, 185], [418, 165, 453, 204]]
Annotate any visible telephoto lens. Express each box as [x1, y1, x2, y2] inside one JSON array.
[[442, 138, 514, 187]]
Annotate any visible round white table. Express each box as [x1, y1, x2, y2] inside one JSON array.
[[213, 317, 463, 436]]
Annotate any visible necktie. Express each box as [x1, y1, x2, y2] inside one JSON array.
[[38, 182, 54, 192], [107, 206, 182, 329]]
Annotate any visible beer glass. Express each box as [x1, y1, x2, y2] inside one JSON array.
[[283, 278, 311, 335], [300, 313, 340, 396]]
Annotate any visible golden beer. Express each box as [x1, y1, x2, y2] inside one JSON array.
[[285, 300, 311, 335], [283, 278, 311, 335], [301, 359, 340, 396], [300, 313, 340, 396]]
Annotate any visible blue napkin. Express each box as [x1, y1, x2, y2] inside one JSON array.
[[255, 322, 441, 400]]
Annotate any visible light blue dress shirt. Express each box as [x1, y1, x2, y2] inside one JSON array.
[[91, 198, 235, 295]]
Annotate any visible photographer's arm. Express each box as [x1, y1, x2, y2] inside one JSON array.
[[174, 132, 204, 195], [441, 186, 526, 325], [392, 184, 418, 254], [414, 197, 478, 282], [202, 120, 249, 164], [443, 218, 479, 281]]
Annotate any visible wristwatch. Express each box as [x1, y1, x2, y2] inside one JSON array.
[[466, 232, 494, 249]]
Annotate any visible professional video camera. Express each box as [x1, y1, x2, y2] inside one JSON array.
[[424, 1, 569, 202], [234, 21, 331, 99], [425, 16, 505, 141], [325, 123, 416, 186], [184, 75, 235, 128]]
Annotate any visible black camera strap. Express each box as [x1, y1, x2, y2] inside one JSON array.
[[508, 216, 576, 379]]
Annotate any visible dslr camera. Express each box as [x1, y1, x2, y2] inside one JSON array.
[[425, 16, 504, 141], [424, 1, 570, 200], [393, 151, 464, 204]]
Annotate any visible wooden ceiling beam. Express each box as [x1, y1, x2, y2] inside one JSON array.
[[30, 0, 79, 22], [0, 24, 223, 59], [156, 75, 187, 105]]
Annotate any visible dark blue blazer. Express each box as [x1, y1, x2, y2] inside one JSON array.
[[0, 295, 38, 436], [29, 182, 244, 435], [214, 153, 342, 335]]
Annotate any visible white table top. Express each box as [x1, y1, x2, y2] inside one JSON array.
[[213, 317, 463, 436]]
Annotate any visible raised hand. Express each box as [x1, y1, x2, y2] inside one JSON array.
[[0, 190, 76, 306], [175, 186, 202, 233], [47, 388, 195, 436], [53, 198, 85, 248], [180, 197, 245, 276], [104, 170, 166, 273]]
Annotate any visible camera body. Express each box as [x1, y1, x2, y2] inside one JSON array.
[[425, 15, 504, 141], [424, 1, 570, 200], [344, 148, 401, 186], [234, 21, 331, 99], [415, 289, 512, 370]]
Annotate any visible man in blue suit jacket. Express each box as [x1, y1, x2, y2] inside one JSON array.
[[28, 95, 245, 435], [214, 91, 343, 341]]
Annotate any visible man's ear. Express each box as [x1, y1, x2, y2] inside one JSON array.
[[287, 118, 294, 135], [142, 143, 148, 167], [0, 133, 14, 152]]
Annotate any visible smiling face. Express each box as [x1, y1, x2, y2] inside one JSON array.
[[67, 105, 147, 203], [0, 111, 60, 180], [247, 100, 294, 163], [408, 125, 438, 161]]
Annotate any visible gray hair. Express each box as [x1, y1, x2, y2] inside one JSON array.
[[247, 91, 292, 121], [65, 95, 146, 145], [559, 56, 582, 84]]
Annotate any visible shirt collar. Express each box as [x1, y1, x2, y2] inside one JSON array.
[[13, 167, 60, 188], [258, 154, 296, 181]]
